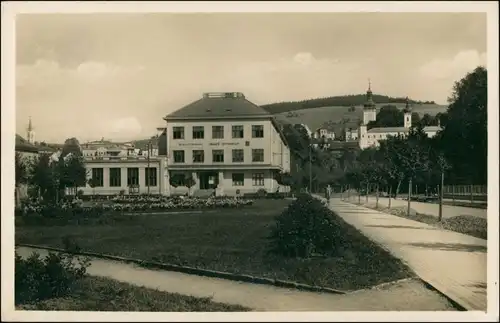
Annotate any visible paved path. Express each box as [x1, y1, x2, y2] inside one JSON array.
[[15, 246, 455, 311], [323, 197, 487, 311], [345, 196, 487, 220]]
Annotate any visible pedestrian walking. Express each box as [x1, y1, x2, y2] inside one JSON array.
[[326, 184, 332, 200]]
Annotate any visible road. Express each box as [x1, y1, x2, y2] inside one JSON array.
[[348, 196, 487, 220]]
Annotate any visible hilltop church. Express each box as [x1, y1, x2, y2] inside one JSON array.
[[348, 82, 442, 149]]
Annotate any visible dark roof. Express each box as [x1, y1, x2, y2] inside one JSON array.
[[326, 141, 360, 151], [368, 126, 410, 134], [165, 92, 271, 120], [15, 134, 39, 153], [36, 145, 57, 152]]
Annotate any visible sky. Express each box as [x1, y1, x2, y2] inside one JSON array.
[[15, 12, 487, 143]]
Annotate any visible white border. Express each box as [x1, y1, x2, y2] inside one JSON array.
[[2, 1, 498, 322]]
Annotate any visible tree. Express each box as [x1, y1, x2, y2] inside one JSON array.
[[411, 112, 421, 127], [31, 153, 58, 202], [184, 176, 196, 196], [87, 177, 100, 199], [15, 153, 29, 206], [367, 105, 404, 129], [60, 154, 87, 196], [169, 173, 184, 188], [61, 137, 82, 158], [438, 66, 487, 184]]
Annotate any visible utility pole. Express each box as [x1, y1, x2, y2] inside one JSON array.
[[309, 143, 312, 193], [147, 140, 151, 195], [438, 170, 444, 221]]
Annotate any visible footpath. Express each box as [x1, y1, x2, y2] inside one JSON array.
[[347, 196, 487, 220], [321, 197, 487, 311], [15, 246, 455, 311]]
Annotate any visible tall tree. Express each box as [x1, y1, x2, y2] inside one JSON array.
[[60, 154, 87, 196], [367, 105, 404, 129], [438, 66, 487, 184], [15, 153, 29, 206], [31, 153, 59, 202], [61, 137, 82, 158]]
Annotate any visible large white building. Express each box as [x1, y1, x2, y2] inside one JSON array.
[[164, 92, 291, 196], [355, 83, 442, 149]]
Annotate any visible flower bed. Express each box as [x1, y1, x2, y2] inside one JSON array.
[[18, 197, 255, 219], [106, 197, 254, 212]]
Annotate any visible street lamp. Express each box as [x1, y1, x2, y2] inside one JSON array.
[[309, 143, 312, 193], [147, 140, 151, 196]]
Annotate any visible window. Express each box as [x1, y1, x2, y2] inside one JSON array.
[[145, 167, 157, 186], [192, 126, 204, 139], [232, 149, 244, 162], [252, 173, 265, 186], [232, 173, 244, 186], [91, 168, 104, 187], [252, 125, 264, 138], [173, 127, 184, 140], [212, 126, 224, 139], [252, 149, 264, 162], [193, 150, 204, 163], [232, 125, 244, 138], [173, 150, 185, 163], [109, 168, 121, 187], [212, 150, 224, 163], [127, 168, 139, 186]]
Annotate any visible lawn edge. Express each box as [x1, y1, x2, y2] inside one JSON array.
[[345, 199, 487, 242], [15, 243, 347, 295], [319, 197, 468, 311]]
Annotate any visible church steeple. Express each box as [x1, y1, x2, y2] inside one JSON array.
[[403, 97, 412, 128], [364, 78, 375, 109], [403, 96, 411, 113], [27, 116, 35, 144]]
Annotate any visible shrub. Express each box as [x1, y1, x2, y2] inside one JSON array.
[[268, 193, 347, 258], [256, 188, 268, 199], [15, 249, 90, 305]]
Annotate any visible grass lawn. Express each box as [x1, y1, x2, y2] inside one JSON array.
[[362, 203, 487, 240], [15, 199, 413, 291], [17, 276, 249, 311]]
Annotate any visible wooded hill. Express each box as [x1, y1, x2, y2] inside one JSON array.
[[261, 94, 437, 114]]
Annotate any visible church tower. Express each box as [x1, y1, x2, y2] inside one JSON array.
[[27, 116, 35, 144], [403, 97, 412, 128], [362, 79, 377, 125]]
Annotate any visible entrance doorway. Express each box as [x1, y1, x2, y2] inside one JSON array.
[[198, 171, 219, 190]]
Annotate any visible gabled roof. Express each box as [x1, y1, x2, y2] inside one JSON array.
[[165, 92, 271, 120], [423, 126, 442, 132], [368, 126, 410, 134], [15, 134, 39, 153]]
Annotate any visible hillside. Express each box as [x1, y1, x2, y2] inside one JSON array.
[[273, 103, 447, 138], [261, 94, 437, 114]]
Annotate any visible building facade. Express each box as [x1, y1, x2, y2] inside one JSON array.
[[81, 156, 167, 196], [164, 92, 291, 196], [313, 127, 335, 140]]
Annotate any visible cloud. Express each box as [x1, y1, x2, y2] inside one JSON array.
[[226, 53, 361, 103], [16, 59, 150, 142], [411, 50, 487, 103], [418, 50, 486, 81], [108, 117, 143, 139]]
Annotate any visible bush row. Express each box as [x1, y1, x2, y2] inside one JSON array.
[[268, 193, 350, 258], [15, 249, 90, 305]]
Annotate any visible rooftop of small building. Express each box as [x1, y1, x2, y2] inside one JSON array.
[[15, 134, 39, 153], [367, 125, 442, 134], [165, 92, 272, 120]]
